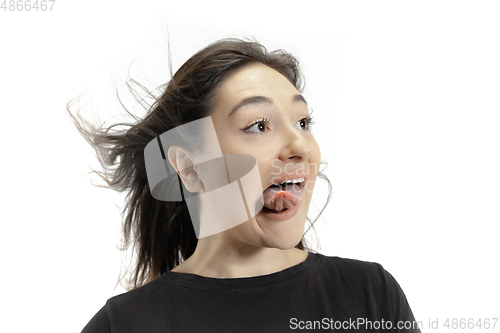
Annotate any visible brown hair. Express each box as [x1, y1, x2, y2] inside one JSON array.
[[67, 37, 332, 290]]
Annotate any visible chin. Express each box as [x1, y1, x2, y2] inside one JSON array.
[[259, 224, 306, 250], [231, 207, 308, 250], [250, 204, 309, 249]]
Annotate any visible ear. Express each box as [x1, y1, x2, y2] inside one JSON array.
[[167, 146, 203, 193]]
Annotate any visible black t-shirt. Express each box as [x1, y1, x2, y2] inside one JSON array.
[[82, 252, 421, 332]]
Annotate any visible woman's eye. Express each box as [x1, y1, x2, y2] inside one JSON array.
[[248, 122, 268, 133], [244, 118, 271, 135], [244, 116, 313, 135], [295, 117, 311, 130]]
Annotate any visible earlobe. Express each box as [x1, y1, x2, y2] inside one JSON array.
[[167, 146, 203, 193]]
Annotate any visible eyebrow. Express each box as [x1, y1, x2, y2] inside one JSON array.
[[229, 94, 307, 117]]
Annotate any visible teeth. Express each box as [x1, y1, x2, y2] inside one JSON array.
[[272, 177, 305, 186]]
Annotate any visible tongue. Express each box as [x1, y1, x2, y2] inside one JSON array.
[[263, 183, 303, 213]]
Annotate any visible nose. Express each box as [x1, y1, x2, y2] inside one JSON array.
[[277, 125, 313, 163]]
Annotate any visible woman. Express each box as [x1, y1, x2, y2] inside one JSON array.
[[74, 38, 420, 332]]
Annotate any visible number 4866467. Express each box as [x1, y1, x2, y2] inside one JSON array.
[[443, 318, 498, 330], [1, 0, 56, 11]]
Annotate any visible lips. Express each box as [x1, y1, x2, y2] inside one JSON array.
[[262, 174, 307, 213], [265, 173, 308, 190], [261, 198, 303, 221]]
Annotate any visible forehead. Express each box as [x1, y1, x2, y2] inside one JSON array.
[[215, 63, 299, 105]]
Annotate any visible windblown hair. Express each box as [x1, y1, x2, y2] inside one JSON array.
[[67, 37, 332, 290]]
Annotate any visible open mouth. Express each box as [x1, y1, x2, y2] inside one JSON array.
[[262, 178, 305, 214]]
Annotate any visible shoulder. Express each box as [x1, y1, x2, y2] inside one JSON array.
[[85, 276, 173, 332], [312, 253, 419, 328], [81, 305, 111, 333], [313, 252, 388, 282], [312, 253, 404, 299], [105, 276, 168, 314]]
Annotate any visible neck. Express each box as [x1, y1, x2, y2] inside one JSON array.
[[172, 236, 307, 278]]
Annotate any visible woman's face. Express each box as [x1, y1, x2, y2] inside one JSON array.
[[203, 62, 321, 249]]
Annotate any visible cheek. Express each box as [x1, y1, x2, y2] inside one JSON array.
[[309, 139, 322, 175], [256, 156, 273, 178], [311, 135, 321, 158]]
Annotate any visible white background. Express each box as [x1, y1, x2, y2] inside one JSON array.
[[1, 1, 499, 332]]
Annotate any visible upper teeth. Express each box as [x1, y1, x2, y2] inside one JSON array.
[[273, 177, 305, 186]]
